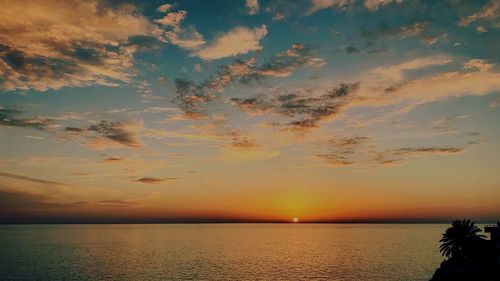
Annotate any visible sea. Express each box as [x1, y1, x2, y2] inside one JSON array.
[[0, 224, 457, 280]]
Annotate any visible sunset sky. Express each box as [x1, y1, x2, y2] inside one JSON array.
[[1, 0, 499, 223]]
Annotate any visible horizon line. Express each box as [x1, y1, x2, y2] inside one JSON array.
[[1, 218, 498, 225]]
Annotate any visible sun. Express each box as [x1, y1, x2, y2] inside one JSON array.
[[292, 217, 299, 223]]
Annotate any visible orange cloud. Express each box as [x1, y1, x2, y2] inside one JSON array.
[[193, 25, 267, 60], [459, 1, 500, 26], [0, 0, 153, 91]]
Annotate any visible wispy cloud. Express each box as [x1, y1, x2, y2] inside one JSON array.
[[0, 171, 70, 187], [193, 25, 268, 60], [459, 1, 500, 26], [64, 120, 142, 149], [134, 177, 177, 184], [246, 0, 260, 15], [0, 107, 52, 130], [96, 199, 138, 207], [430, 115, 469, 133], [370, 55, 451, 81], [371, 146, 464, 166], [316, 154, 354, 166], [364, 0, 403, 11], [102, 156, 125, 163], [307, 0, 353, 15], [360, 20, 438, 45], [370, 59, 500, 108], [258, 44, 326, 78], [315, 136, 369, 166], [390, 146, 463, 157]]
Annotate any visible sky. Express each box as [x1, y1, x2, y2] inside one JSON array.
[[0, 0, 499, 223]]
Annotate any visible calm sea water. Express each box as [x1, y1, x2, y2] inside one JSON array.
[[0, 224, 449, 280]]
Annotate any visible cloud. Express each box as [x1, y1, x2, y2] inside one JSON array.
[[0, 0, 154, 91], [64, 120, 142, 149], [88, 121, 141, 148], [0, 172, 70, 187], [372, 146, 465, 166], [370, 146, 464, 166], [329, 57, 500, 131], [315, 136, 369, 166], [141, 106, 179, 114], [174, 57, 257, 114], [258, 44, 326, 78], [103, 156, 125, 163], [317, 141, 465, 167], [398, 22, 427, 39], [96, 199, 138, 207], [364, 0, 403, 11], [161, 26, 206, 50], [476, 26, 487, 33], [193, 25, 268, 60], [231, 136, 260, 150], [390, 147, 463, 157], [173, 44, 327, 116], [157, 3, 174, 13], [272, 13, 285, 21], [246, 0, 260, 15], [363, 21, 438, 45], [154, 10, 186, 28], [370, 55, 452, 81], [316, 154, 354, 166], [373, 59, 500, 107], [313, 56, 500, 136], [463, 59, 494, 72], [134, 177, 177, 184], [154, 5, 206, 50], [430, 115, 469, 133], [153, 4, 268, 58], [307, 0, 353, 15], [459, 1, 500, 26], [329, 136, 369, 149], [232, 82, 359, 131], [0, 107, 52, 130], [230, 94, 275, 114]]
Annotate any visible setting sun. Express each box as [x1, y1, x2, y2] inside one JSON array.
[[293, 217, 299, 223]]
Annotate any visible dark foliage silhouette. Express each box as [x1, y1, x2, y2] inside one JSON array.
[[430, 220, 498, 281], [439, 219, 485, 260]]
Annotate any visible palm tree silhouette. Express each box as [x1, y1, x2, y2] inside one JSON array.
[[439, 219, 485, 260]]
